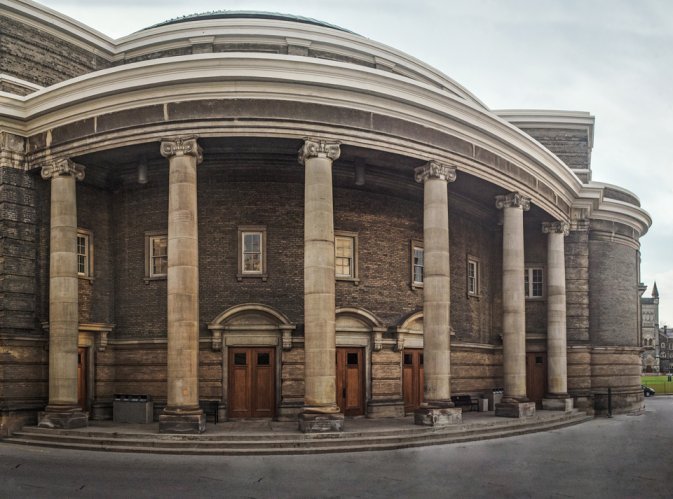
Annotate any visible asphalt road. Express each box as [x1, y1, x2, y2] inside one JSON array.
[[2, 398, 672, 498]]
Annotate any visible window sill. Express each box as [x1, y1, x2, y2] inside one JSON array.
[[237, 274, 268, 282], [467, 293, 481, 300], [78, 275, 94, 283], [411, 282, 424, 290], [144, 275, 167, 284], [525, 297, 546, 302], [337, 277, 360, 286]]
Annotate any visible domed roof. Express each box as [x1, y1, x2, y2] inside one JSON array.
[[145, 10, 357, 35]]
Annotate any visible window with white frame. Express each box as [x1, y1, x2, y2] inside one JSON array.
[[77, 229, 93, 278], [145, 232, 167, 279], [524, 267, 544, 298], [237, 226, 267, 280], [411, 241, 424, 288], [467, 257, 480, 296], [335, 231, 358, 283]]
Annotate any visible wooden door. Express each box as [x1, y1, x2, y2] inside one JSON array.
[[526, 352, 547, 408], [403, 349, 424, 414], [336, 347, 365, 416], [77, 347, 88, 412], [228, 347, 275, 419]]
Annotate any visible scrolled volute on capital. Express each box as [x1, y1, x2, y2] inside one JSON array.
[[542, 221, 570, 236], [160, 137, 203, 164], [495, 192, 531, 211], [40, 159, 85, 181], [298, 139, 341, 165], [414, 160, 457, 183]]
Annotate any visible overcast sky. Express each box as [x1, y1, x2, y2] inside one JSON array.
[[34, 0, 673, 325]]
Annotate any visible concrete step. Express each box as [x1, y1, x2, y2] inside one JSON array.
[[3, 413, 592, 455]]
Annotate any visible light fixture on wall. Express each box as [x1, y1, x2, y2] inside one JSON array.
[[137, 157, 148, 184]]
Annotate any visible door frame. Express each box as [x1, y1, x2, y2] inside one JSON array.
[[526, 350, 548, 408], [336, 346, 366, 416]]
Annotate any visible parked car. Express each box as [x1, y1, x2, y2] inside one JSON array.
[[642, 385, 656, 397]]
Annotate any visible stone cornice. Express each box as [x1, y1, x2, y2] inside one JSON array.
[[298, 138, 341, 164], [495, 192, 531, 211], [414, 160, 457, 183], [40, 158, 85, 180], [160, 137, 203, 163], [542, 221, 570, 236]]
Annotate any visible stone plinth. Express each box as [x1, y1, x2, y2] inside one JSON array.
[[542, 398, 574, 412], [159, 412, 206, 434], [298, 412, 345, 433], [414, 406, 462, 426], [495, 401, 536, 418], [37, 406, 88, 429], [367, 399, 405, 418]]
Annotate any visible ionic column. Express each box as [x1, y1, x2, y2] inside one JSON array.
[[297, 138, 344, 433], [413, 161, 461, 426], [495, 192, 535, 418], [159, 137, 205, 434], [542, 221, 574, 411], [38, 159, 87, 429]]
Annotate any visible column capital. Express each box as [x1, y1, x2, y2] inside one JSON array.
[[298, 138, 341, 165], [542, 221, 570, 236], [495, 192, 530, 211], [160, 137, 203, 164], [40, 159, 85, 181], [414, 160, 457, 183]]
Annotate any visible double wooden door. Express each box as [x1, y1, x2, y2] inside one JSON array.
[[336, 347, 365, 416], [228, 347, 275, 418], [526, 352, 547, 408], [403, 349, 424, 414]]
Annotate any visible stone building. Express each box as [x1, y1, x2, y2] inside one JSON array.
[[658, 327, 673, 373], [0, 1, 652, 435], [640, 282, 659, 372]]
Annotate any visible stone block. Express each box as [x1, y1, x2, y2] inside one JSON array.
[[495, 401, 536, 418], [38, 409, 88, 429], [367, 399, 405, 418], [159, 412, 206, 434], [542, 397, 574, 412], [298, 412, 344, 433], [414, 406, 462, 426]]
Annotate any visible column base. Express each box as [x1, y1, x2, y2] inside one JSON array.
[[38, 405, 88, 429], [159, 408, 205, 434], [495, 401, 536, 418], [542, 397, 574, 412], [414, 403, 462, 427], [298, 412, 345, 433]]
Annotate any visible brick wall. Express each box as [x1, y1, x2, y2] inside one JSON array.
[[0, 15, 110, 87]]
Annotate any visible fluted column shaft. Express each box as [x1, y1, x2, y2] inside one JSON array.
[[299, 139, 340, 413], [415, 161, 456, 404], [543, 221, 569, 396], [43, 160, 85, 409], [496, 193, 530, 403], [159, 137, 204, 433]]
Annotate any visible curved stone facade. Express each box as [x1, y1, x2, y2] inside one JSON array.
[[0, 1, 651, 434]]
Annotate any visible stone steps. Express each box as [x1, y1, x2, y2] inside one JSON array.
[[3, 412, 591, 455]]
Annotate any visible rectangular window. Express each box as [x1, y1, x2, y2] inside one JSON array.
[[467, 257, 480, 296], [335, 231, 358, 283], [410, 241, 424, 288], [237, 226, 267, 280], [242, 232, 263, 274], [525, 267, 544, 298], [144, 231, 167, 281], [76, 229, 93, 278]]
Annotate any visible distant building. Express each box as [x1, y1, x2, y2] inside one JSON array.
[[658, 326, 673, 373], [641, 283, 659, 372]]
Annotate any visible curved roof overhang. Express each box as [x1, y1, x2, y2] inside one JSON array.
[[0, 53, 585, 221]]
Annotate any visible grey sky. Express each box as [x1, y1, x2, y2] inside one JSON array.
[[34, 0, 673, 325]]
